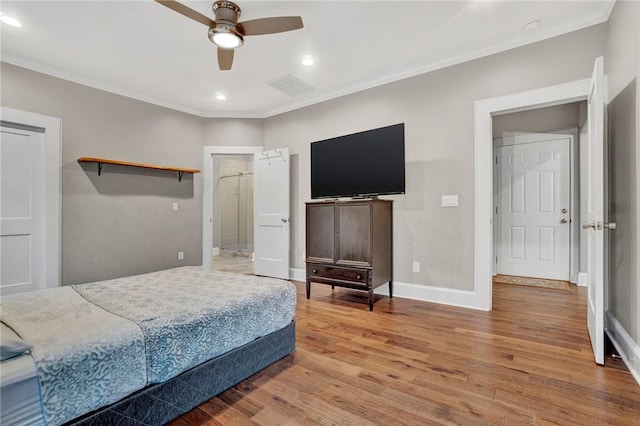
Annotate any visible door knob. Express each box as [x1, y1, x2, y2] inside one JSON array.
[[560, 218, 568, 224], [582, 221, 603, 230], [561, 208, 568, 214]]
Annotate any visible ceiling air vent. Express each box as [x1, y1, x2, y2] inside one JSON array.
[[268, 74, 315, 97]]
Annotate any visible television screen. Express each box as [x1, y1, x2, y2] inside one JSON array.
[[311, 123, 405, 199]]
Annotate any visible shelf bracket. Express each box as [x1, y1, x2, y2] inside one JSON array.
[[178, 171, 184, 182], [98, 162, 103, 176]]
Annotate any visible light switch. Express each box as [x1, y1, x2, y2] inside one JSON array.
[[172, 202, 179, 212], [441, 195, 459, 207]]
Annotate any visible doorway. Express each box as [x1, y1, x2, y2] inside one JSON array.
[[473, 78, 593, 311], [492, 102, 585, 285], [201, 146, 263, 272], [215, 154, 254, 257], [212, 154, 255, 275]]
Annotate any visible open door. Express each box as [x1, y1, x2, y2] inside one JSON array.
[[254, 148, 290, 279], [583, 56, 606, 365]]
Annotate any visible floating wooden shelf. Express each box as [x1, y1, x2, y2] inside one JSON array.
[[78, 157, 200, 182]]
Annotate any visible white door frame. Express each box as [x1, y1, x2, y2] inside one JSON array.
[[474, 78, 591, 310], [0, 107, 61, 288], [202, 146, 263, 271]]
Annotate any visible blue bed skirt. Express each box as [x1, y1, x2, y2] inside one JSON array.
[[66, 321, 296, 425]]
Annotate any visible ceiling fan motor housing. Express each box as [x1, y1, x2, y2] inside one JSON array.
[[209, 0, 244, 47], [213, 1, 241, 26]]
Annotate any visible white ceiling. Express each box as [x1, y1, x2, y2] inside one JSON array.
[[0, 1, 614, 118]]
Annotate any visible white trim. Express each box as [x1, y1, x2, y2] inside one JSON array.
[[474, 78, 591, 310], [293, 272, 490, 311], [577, 272, 588, 287], [212, 247, 220, 256], [202, 146, 263, 270], [374, 282, 483, 311], [0, 107, 62, 288], [289, 268, 305, 282], [605, 311, 640, 385]]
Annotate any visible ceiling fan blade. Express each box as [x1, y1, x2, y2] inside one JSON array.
[[155, 0, 215, 27], [218, 48, 234, 70], [238, 16, 303, 36]]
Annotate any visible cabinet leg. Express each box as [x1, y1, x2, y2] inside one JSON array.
[[369, 289, 374, 311], [306, 280, 310, 299], [331, 285, 335, 290], [389, 280, 393, 298]]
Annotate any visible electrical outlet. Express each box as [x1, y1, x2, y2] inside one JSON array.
[[412, 261, 420, 273], [178, 251, 184, 261], [172, 202, 179, 212]]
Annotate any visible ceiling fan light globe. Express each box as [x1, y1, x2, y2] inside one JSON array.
[[208, 26, 244, 49]]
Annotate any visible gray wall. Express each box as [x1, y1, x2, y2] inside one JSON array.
[[0, 62, 205, 284], [605, 0, 639, 345], [204, 118, 263, 146], [264, 24, 606, 291], [492, 102, 583, 137]]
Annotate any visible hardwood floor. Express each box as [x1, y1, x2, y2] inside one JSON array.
[[170, 282, 639, 425]]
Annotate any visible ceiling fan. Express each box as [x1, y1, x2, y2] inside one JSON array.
[[156, 0, 304, 70]]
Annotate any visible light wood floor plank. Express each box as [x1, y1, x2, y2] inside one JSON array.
[[169, 281, 639, 425]]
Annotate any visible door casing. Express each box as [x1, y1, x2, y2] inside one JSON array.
[[474, 78, 593, 310]]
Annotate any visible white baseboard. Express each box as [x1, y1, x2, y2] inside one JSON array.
[[291, 270, 484, 310], [289, 268, 305, 282], [606, 311, 640, 385], [293, 268, 487, 311], [577, 272, 588, 287], [212, 247, 220, 256], [375, 281, 486, 311]]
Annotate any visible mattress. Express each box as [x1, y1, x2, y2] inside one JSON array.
[[73, 266, 297, 383], [0, 353, 45, 426], [1, 266, 297, 426]]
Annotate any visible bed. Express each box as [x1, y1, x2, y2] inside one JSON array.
[[0, 266, 297, 426]]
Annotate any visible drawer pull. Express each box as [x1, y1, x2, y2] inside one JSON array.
[[312, 269, 318, 273], [357, 274, 362, 280]]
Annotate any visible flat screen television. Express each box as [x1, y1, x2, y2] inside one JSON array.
[[311, 123, 405, 199]]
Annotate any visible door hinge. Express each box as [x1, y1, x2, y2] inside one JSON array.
[[495, 156, 498, 165], [495, 206, 498, 215], [495, 256, 498, 264]]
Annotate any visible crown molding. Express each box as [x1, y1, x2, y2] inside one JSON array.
[[2, 6, 612, 120]]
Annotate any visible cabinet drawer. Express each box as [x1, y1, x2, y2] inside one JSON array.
[[308, 264, 368, 283]]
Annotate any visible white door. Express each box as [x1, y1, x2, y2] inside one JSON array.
[[497, 134, 571, 280], [253, 148, 290, 279], [584, 57, 605, 365], [0, 126, 46, 295]]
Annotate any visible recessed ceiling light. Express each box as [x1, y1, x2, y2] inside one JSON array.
[[0, 14, 22, 27], [524, 20, 541, 31], [301, 55, 314, 66], [215, 93, 227, 101]]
